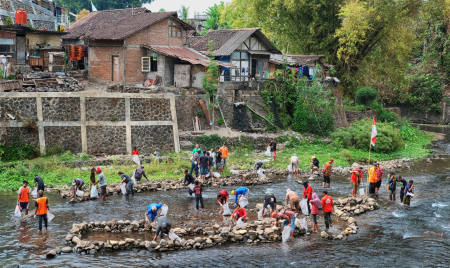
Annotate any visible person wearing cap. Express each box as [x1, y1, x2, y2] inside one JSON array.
[[375, 163, 384, 196], [271, 210, 295, 240], [286, 189, 300, 213], [118, 171, 134, 196], [134, 164, 149, 182], [232, 187, 249, 204], [219, 143, 229, 172], [145, 203, 164, 222], [92, 167, 107, 201], [368, 164, 378, 195], [321, 190, 333, 229], [217, 190, 229, 213], [290, 153, 299, 176], [350, 167, 363, 197], [231, 203, 248, 223], [262, 193, 277, 216], [153, 216, 172, 241], [323, 158, 334, 188], [310, 156, 319, 172], [269, 138, 277, 162], [71, 178, 84, 198], [302, 181, 313, 215]]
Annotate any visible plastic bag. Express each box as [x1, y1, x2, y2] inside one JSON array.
[[222, 202, 231, 216], [299, 218, 307, 231], [288, 164, 293, 172], [76, 189, 84, 197], [120, 183, 127, 195], [169, 231, 182, 242], [235, 218, 245, 228], [300, 199, 309, 215], [31, 188, 38, 198], [131, 176, 137, 187], [282, 226, 291, 242], [188, 184, 194, 191], [257, 169, 265, 178], [47, 212, 55, 222], [14, 205, 21, 217], [161, 205, 168, 216], [257, 208, 264, 220], [132, 155, 140, 166], [213, 172, 221, 178], [359, 188, 365, 196], [90, 185, 99, 199], [239, 196, 249, 208], [265, 147, 271, 157]]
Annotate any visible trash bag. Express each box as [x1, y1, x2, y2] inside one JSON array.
[[300, 199, 309, 215], [76, 189, 84, 197], [169, 230, 182, 242], [131, 176, 137, 187], [257, 169, 265, 178], [90, 185, 99, 199], [359, 188, 365, 196], [299, 218, 308, 231], [235, 218, 245, 228], [287, 164, 293, 172], [265, 147, 271, 157], [239, 196, 249, 208], [188, 183, 194, 196], [257, 208, 264, 220], [132, 155, 140, 166], [161, 205, 168, 216], [213, 172, 221, 178], [14, 205, 21, 217], [222, 202, 231, 216], [31, 188, 38, 198], [120, 183, 127, 195], [282, 226, 291, 242], [47, 212, 55, 222]]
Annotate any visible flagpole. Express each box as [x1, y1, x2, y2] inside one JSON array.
[[366, 142, 372, 197]]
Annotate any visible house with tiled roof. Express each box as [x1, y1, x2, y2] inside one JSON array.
[[191, 28, 282, 82]]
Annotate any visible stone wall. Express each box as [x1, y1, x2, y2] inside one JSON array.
[[0, 92, 180, 155], [345, 110, 378, 125], [385, 103, 449, 124]]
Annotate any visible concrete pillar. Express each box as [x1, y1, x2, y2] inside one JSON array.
[[80, 96, 87, 152], [36, 96, 45, 155], [169, 93, 180, 152], [125, 97, 132, 155]]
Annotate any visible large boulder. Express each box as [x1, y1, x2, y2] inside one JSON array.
[[321, 231, 329, 239], [46, 250, 57, 258]]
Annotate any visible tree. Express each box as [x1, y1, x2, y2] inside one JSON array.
[[76, 8, 90, 21], [204, 2, 231, 31], [158, 8, 166, 12], [179, 5, 190, 23]]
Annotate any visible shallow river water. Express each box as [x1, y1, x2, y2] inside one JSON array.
[[2, 125, 450, 267]]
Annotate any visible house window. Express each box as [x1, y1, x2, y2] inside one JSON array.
[[169, 21, 181, 37], [151, 56, 157, 72], [141, 57, 150, 72], [230, 51, 249, 81]]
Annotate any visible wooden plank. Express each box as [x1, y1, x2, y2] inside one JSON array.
[[198, 100, 211, 128]]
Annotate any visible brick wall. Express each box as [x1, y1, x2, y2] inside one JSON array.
[[124, 47, 146, 83], [147, 19, 168, 45], [89, 45, 123, 82]]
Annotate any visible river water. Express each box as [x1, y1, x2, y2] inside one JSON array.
[[1, 125, 450, 267]]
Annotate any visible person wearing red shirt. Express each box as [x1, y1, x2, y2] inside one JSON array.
[[271, 210, 296, 240], [321, 190, 334, 229], [231, 204, 248, 223], [302, 181, 313, 215], [132, 147, 140, 166], [217, 190, 229, 213], [350, 167, 363, 197]]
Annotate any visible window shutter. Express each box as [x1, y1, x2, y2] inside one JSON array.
[[141, 57, 150, 72]]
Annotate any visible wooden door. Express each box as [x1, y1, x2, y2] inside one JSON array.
[[16, 35, 26, 64], [112, 56, 119, 81]]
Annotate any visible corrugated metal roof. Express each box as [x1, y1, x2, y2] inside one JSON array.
[[64, 9, 194, 40], [192, 28, 282, 56], [141, 45, 235, 67], [269, 54, 295, 65], [285, 55, 325, 66]]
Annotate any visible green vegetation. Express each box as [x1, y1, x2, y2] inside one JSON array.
[[0, 138, 40, 162], [355, 87, 378, 105]]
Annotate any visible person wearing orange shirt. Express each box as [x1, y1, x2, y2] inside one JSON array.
[[34, 190, 50, 231], [368, 164, 378, 195], [219, 143, 229, 172], [321, 190, 333, 229], [350, 167, 363, 197], [231, 203, 248, 223], [17, 180, 31, 215]]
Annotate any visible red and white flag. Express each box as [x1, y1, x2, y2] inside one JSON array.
[[371, 117, 377, 146]]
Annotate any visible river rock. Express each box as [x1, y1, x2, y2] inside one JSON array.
[[125, 238, 135, 243], [110, 240, 118, 246], [46, 250, 57, 258], [264, 228, 274, 235], [105, 226, 111, 232], [61, 247, 73, 253], [72, 236, 81, 244], [194, 237, 204, 243], [321, 231, 329, 239], [149, 241, 158, 248], [65, 235, 73, 242], [159, 239, 168, 246], [118, 241, 126, 246]]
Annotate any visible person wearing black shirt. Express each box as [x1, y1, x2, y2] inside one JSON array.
[[34, 175, 45, 191], [198, 151, 209, 181], [118, 172, 134, 196], [269, 138, 277, 162], [310, 156, 319, 172], [262, 193, 277, 215], [215, 147, 223, 174], [398, 176, 407, 203], [207, 152, 214, 179], [183, 169, 195, 196]]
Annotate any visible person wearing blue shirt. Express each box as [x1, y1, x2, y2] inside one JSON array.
[[402, 180, 414, 207], [232, 187, 249, 203], [145, 203, 164, 222]]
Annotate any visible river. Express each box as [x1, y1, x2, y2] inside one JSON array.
[[1, 124, 450, 267]]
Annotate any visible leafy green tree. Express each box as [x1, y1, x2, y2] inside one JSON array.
[[178, 5, 190, 23], [158, 8, 166, 12], [204, 2, 231, 31]]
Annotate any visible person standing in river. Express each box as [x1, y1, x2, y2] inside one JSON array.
[[375, 163, 385, 196], [190, 149, 201, 178], [71, 178, 84, 198], [403, 180, 414, 207], [269, 138, 277, 162], [272, 210, 295, 240], [219, 143, 229, 172], [286, 189, 300, 213], [17, 180, 31, 216], [217, 190, 229, 213], [92, 167, 107, 201], [145, 203, 165, 222], [368, 164, 378, 195], [310, 193, 321, 233], [34, 190, 49, 232], [153, 216, 172, 242], [302, 181, 313, 215], [398, 176, 407, 204], [262, 193, 277, 216], [321, 190, 334, 229], [323, 158, 334, 188], [350, 167, 363, 197], [118, 171, 134, 196], [183, 169, 195, 196], [387, 172, 397, 202], [34, 175, 45, 192], [198, 150, 210, 181], [194, 181, 206, 212], [232, 187, 249, 204], [290, 153, 299, 176]]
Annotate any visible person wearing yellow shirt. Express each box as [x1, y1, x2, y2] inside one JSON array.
[[219, 143, 229, 172], [368, 164, 378, 195]]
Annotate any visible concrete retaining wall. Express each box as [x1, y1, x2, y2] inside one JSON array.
[[0, 92, 180, 155]]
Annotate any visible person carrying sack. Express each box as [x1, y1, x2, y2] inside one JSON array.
[[387, 172, 397, 201]]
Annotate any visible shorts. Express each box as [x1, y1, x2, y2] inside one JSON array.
[[352, 182, 359, 190], [37, 185, 45, 192], [312, 214, 317, 224], [291, 162, 298, 171], [222, 158, 227, 166], [263, 201, 275, 210], [200, 167, 208, 175], [208, 166, 214, 174], [100, 185, 107, 196], [290, 216, 296, 231], [272, 151, 277, 156], [376, 180, 382, 188], [234, 213, 246, 221], [323, 175, 331, 184], [290, 199, 300, 211], [19, 202, 29, 210], [216, 160, 222, 170]]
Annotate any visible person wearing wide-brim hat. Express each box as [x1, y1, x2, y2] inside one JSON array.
[[310, 156, 319, 172]]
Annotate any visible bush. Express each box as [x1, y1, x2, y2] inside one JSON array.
[[355, 87, 378, 105], [370, 102, 398, 123], [0, 138, 40, 162], [218, 116, 224, 126], [284, 136, 303, 149], [194, 134, 226, 149], [339, 149, 354, 162], [45, 145, 64, 156], [330, 119, 404, 153]]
